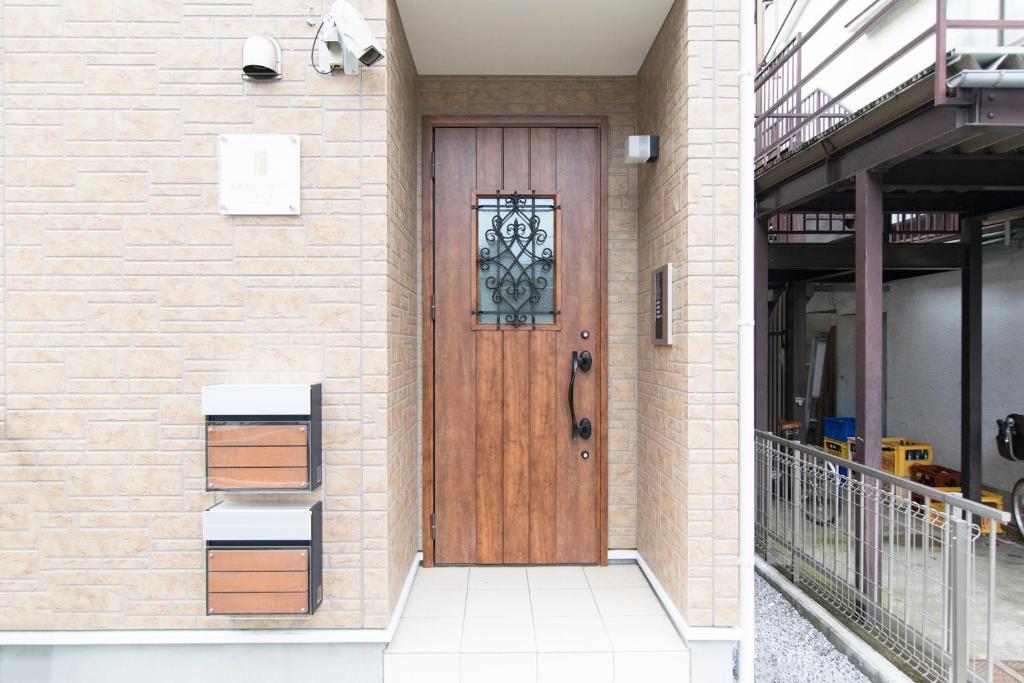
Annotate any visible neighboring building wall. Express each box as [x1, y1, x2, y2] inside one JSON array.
[[0, 0, 407, 630], [885, 244, 1024, 495], [416, 75, 642, 550], [637, 0, 741, 627], [384, 0, 420, 615]]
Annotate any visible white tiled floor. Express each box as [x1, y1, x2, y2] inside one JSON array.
[[384, 562, 689, 683]]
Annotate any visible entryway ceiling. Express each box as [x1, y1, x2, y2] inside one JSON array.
[[395, 0, 675, 76]]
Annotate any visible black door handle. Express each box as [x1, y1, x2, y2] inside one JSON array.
[[569, 350, 592, 440]]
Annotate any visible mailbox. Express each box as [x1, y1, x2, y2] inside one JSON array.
[[202, 383, 322, 492], [203, 500, 323, 616]]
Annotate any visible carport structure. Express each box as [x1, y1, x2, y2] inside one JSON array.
[[753, 1, 1024, 502]]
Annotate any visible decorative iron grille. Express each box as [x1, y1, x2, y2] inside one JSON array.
[[473, 191, 558, 329]]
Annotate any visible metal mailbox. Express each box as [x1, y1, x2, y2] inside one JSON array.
[[202, 383, 323, 492], [203, 500, 323, 616]]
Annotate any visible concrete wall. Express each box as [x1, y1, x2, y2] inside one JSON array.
[[0, 0, 413, 630], [416, 75, 642, 550], [636, 0, 742, 628], [886, 244, 1024, 495], [0, 643, 384, 683]]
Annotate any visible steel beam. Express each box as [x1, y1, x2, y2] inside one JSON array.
[[961, 217, 983, 502], [768, 243, 965, 271], [855, 170, 883, 607], [785, 282, 810, 439], [757, 105, 969, 216], [792, 189, 1024, 214], [884, 156, 1024, 188], [755, 218, 770, 431]]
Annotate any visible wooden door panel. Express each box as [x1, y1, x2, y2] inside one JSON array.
[[503, 331, 531, 563], [555, 127, 601, 563], [430, 120, 605, 566], [434, 126, 478, 565], [473, 128, 504, 564], [503, 127, 530, 192], [529, 330, 558, 563], [501, 125, 533, 564], [475, 330, 504, 564], [527, 129, 560, 564]]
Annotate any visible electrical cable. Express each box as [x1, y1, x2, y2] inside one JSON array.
[[310, 21, 335, 75]]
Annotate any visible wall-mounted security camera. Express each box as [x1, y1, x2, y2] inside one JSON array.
[[626, 135, 660, 164], [313, 0, 385, 75], [242, 35, 283, 80]]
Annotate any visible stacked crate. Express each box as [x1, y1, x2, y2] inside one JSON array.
[[926, 488, 1004, 534], [881, 438, 933, 477], [822, 417, 855, 462]]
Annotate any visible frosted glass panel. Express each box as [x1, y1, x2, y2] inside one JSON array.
[[476, 193, 556, 328]]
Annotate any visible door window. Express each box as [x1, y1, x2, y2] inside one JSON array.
[[474, 192, 558, 328]]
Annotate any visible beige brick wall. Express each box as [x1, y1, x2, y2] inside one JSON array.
[[0, 0, 412, 630], [637, 0, 741, 627], [0, 0, 741, 633], [384, 0, 419, 615], [416, 76, 641, 550]]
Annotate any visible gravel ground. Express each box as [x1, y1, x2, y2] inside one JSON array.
[[756, 575, 869, 683]]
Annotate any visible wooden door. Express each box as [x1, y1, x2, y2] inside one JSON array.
[[425, 118, 607, 566]]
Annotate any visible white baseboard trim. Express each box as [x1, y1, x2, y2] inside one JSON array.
[[0, 552, 423, 647], [383, 550, 422, 640], [611, 549, 742, 646]]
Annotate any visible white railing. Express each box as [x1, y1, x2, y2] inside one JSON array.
[[755, 431, 1010, 683]]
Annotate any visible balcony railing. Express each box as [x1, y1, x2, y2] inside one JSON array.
[[756, 432, 1009, 683], [769, 211, 961, 244], [756, 0, 1024, 168]]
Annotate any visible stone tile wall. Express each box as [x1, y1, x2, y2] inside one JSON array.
[[0, 0, 411, 630], [636, 0, 741, 627], [384, 0, 419, 616], [0, 0, 741, 633]]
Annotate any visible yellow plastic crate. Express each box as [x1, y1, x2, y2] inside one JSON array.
[[880, 437, 933, 478], [822, 437, 851, 460], [928, 488, 1004, 534]]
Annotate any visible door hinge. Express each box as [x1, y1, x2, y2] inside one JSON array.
[[430, 293, 436, 321], [430, 512, 436, 540], [430, 150, 435, 179]]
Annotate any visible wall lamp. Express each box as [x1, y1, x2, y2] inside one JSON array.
[[626, 135, 660, 164]]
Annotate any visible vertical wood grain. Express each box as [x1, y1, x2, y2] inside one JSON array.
[[474, 127, 504, 564], [555, 127, 601, 563], [500, 126, 533, 563], [433, 126, 478, 564], [503, 127, 530, 193], [529, 330, 557, 563], [528, 128, 559, 563]]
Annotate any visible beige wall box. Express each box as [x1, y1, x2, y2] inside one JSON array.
[[218, 133, 300, 215], [204, 501, 323, 616], [203, 383, 322, 492], [652, 263, 673, 345]]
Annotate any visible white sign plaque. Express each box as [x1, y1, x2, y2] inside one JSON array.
[[218, 133, 300, 215]]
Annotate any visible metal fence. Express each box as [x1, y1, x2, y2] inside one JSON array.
[[755, 431, 1010, 683]]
